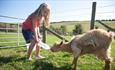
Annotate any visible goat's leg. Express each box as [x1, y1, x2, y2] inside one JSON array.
[[72, 57, 78, 70], [104, 59, 111, 70], [96, 49, 112, 70], [71, 44, 81, 70]]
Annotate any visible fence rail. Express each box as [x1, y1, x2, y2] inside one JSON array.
[[96, 20, 115, 32], [0, 23, 25, 48], [1, 2, 114, 49]]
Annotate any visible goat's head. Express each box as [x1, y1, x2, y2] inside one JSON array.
[[50, 41, 64, 52]]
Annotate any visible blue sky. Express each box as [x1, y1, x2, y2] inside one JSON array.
[[0, 0, 115, 23]]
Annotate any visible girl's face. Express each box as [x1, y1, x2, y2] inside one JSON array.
[[42, 6, 49, 17]]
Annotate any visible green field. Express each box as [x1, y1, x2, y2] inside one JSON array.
[[0, 21, 115, 70], [0, 34, 115, 70]]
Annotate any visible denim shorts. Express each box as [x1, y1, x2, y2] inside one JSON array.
[[22, 29, 34, 43]]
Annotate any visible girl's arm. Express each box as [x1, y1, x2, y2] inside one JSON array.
[[37, 27, 42, 39], [32, 17, 39, 43]]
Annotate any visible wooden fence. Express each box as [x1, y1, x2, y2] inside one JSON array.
[[1, 2, 113, 48]]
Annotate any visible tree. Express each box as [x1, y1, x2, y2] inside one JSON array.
[[60, 25, 67, 35], [73, 24, 83, 35]]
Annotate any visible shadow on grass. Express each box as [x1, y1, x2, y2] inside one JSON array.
[[33, 60, 72, 70], [15, 57, 27, 62], [0, 56, 17, 64], [0, 56, 27, 64]]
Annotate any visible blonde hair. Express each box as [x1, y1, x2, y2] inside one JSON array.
[[33, 3, 50, 26]]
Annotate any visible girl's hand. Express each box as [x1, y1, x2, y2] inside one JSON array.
[[35, 39, 40, 43], [38, 34, 42, 41], [38, 34, 42, 39], [33, 36, 39, 43]]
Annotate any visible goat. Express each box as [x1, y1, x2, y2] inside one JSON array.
[[50, 29, 113, 70]]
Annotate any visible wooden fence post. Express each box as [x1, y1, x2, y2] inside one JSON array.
[[17, 23, 19, 46], [90, 2, 96, 30], [42, 22, 46, 43]]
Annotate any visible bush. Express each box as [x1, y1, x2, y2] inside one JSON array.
[[73, 24, 83, 35]]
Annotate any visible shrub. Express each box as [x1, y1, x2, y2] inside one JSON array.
[[73, 24, 83, 35]]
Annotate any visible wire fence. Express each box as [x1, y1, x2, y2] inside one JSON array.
[[51, 3, 115, 21], [0, 22, 25, 48], [0, 3, 114, 21], [0, 2, 115, 48]]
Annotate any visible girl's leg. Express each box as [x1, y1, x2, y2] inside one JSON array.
[[35, 43, 45, 59], [35, 43, 40, 56], [27, 39, 35, 60]]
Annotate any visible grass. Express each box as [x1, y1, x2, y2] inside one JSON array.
[[0, 21, 115, 70], [0, 34, 115, 70]]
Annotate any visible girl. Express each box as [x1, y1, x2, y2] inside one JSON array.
[[22, 3, 50, 61]]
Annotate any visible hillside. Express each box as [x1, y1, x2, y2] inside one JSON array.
[[0, 21, 115, 33], [51, 21, 115, 32]]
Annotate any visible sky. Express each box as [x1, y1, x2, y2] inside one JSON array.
[[0, 0, 115, 23]]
